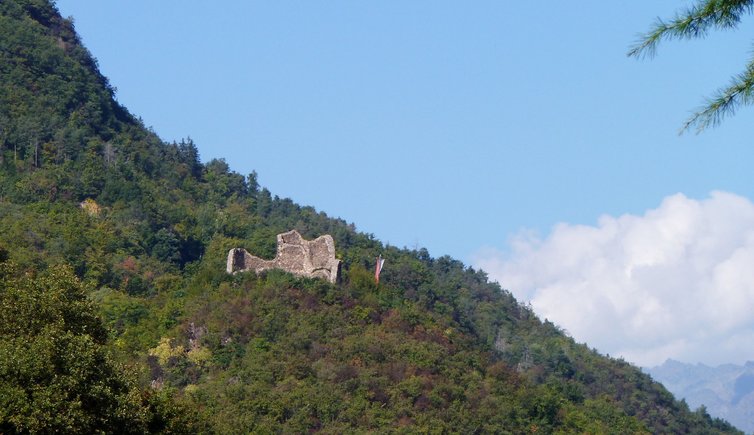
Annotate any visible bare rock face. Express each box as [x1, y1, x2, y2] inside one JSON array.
[[227, 230, 340, 283]]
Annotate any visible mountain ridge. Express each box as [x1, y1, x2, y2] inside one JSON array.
[[649, 359, 754, 433]]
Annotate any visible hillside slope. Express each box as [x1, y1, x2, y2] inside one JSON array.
[[0, 0, 743, 432]]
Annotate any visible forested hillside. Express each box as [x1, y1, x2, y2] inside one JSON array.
[[0, 0, 743, 432]]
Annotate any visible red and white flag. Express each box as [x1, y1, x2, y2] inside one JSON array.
[[375, 255, 385, 284]]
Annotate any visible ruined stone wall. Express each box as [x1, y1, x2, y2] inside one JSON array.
[[227, 230, 340, 283]]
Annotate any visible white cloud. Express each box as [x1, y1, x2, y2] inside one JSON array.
[[472, 191, 754, 367]]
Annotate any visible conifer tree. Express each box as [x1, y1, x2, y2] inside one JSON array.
[[629, 0, 754, 132]]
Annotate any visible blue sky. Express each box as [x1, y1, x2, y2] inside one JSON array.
[[55, 1, 754, 366]]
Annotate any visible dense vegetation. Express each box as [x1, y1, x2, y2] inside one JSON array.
[[0, 0, 743, 432], [0, 262, 203, 433]]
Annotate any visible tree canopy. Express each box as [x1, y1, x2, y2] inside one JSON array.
[[629, 0, 754, 133], [0, 263, 201, 433]]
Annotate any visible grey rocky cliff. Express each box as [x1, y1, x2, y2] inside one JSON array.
[[227, 230, 340, 283]]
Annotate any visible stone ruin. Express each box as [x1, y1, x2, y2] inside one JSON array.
[[226, 230, 340, 283]]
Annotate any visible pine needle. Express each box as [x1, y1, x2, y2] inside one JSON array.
[[629, 0, 754, 132], [628, 0, 753, 59]]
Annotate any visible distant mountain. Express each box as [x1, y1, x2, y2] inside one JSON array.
[[0, 0, 745, 432], [649, 359, 754, 433]]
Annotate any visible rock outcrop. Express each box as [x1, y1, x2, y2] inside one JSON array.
[[227, 230, 340, 283]]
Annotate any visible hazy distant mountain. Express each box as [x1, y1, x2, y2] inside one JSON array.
[[648, 359, 754, 433]]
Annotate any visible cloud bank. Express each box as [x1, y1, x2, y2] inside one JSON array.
[[472, 191, 754, 367]]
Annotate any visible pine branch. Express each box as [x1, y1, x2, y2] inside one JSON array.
[[628, 0, 754, 58], [682, 56, 754, 133]]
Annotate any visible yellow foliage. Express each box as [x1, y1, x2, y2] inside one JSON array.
[[79, 198, 101, 217], [187, 346, 212, 366], [148, 337, 185, 365], [184, 384, 199, 395]]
